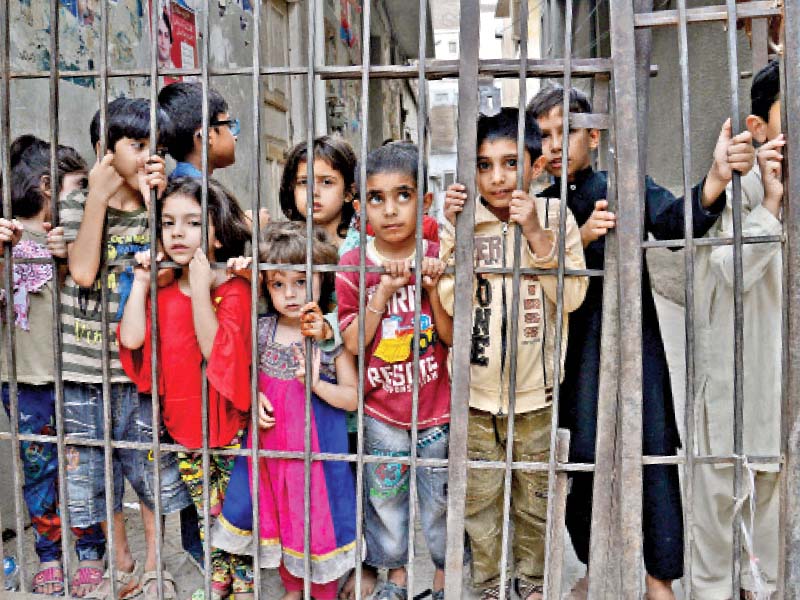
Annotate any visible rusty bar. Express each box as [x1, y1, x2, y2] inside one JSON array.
[[0, 0, 28, 592], [97, 0, 118, 595], [608, 0, 646, 596], [780, 0, 800, 592], [673, 0, 699, 595], [442, 1, 479, 596], [633, 2, 781, 29], [642, 234, 782, 249], [351, 0, 372, 596], [545, 429, 571, 599], [145, 0, 166, 596], [750, 17, 769, 75], [723, 1, 746, 594], [248, 0, 264, 596]]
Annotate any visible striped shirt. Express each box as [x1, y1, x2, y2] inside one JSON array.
[[59, 189, 150, 383]]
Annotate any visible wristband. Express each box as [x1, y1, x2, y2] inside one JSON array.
[[366, 301, 385, 315]]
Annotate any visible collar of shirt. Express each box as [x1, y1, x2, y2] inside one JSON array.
[[170, 161, 203, 180]]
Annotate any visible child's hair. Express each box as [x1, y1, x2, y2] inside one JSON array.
[[158, 82, 229, 161], [158, 177, 251, 262], [90, 97, 167, 152], [751, 60, 780, 122], [526, 85, 593, 119], [9, 135, 88, 219], [279, 136, 357, 238], [258, 221, 338, 313], [476, 107, 542, 163], [364, 141, 425, 188]]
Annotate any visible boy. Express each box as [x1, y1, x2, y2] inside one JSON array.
[[439, 107, 588, 600], [527, 86, 755, 600], [61, 97, 191, 599], [336, 142, 452, 600], [691, 60, 784, 599], [158, 81, 238, 180]]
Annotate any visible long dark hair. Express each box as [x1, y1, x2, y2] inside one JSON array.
[[158, 177, 251, 262], [279, 135, 356, 239]]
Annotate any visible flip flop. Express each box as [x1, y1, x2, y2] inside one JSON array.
[[69, 565, 104, 597], [32, 564, 65, 596]]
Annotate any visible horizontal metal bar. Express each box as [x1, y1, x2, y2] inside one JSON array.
[[570, 112, 610, 130], [634, 1, 782, 29], [641, 234, 783, 249], [642, 454, 782, 466]]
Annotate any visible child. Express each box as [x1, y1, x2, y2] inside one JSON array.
[[212, 222, 359, 600], [158, 82, 238, 180], [440, 107, 587, 600], [526, 85, 755, 600], [0, 135, 105, 597], [60, 97, 191, 600], [691, 60, 784, 599], [118, 177, 255, 599], [336, 143, 452, 600]]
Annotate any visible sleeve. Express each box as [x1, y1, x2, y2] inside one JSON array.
[[525, 201, 588, 313], [59, 188, 87, 244], [423, 216, 440, 243], [644, 176, 725, 242], [318, 310, 343, 353], [709, 186, 782, 293], [335, 253, 361, 332], [207, 280, 253, 413], [436, 219, 456, 317], [117, 300, 156, 393]]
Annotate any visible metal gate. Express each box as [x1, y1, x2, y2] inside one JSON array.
[[0, 0, 797, 598]]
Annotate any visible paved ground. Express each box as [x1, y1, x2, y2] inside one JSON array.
[[1, 292, 690, 599]]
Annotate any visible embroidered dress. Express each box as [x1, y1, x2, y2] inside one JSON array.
[[213, 314, 357, 584]]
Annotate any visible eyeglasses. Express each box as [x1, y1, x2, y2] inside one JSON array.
[[211, 117, 240, 137]]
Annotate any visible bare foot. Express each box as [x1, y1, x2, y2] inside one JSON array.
[[567, 575, 588, 600], [32, 560, 63, 596], [281, 592, 303, 600], [339, 564, 378, 599], [645, 575, 676, 600], [70, 559, 105, 598]]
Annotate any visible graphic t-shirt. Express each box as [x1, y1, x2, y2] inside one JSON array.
[[119, 278, 252, 448], [60, 189, 149, 383], [336, 240, 450, 430]]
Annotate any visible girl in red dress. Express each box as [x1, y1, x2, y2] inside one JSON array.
[[119, 177, 256, 600]]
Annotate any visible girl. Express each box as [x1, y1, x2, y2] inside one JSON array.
[[119, 177, 254, 599], [0, 135, 106, 597], [212, 222, 359, 600]]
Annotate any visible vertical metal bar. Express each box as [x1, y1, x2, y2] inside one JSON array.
[[723, 2, 746, 595], [633, 0, 653, 177], [47, 0, 76, 594], [97, 0, 117, 594], [443, 1, 479, 596], [495, 0, 531, 595], [352, 1, 372, 597], [0, 0, 28, 592], [544, 429, 570, 600], [543, 0, 573, 596], [779, 0, 800, 592], [249, 0, 264, 597], [750, 17, 769, 77], [146, 0, 165, 596], [405, 0, 429, 594], [674, 0, 697, 596], [303, 0, 316, 595], [608, 0, 645, 596], [199, 0, 212, 596]]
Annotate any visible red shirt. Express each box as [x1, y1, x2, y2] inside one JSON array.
[[336, 240, 450, 430], [119, 278, 252, 448]]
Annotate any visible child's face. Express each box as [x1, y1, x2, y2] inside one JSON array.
[[363, 172, 428, 248], [160, 192, 220, 265], [537, 106, 599, 181], [294, 159, 349, 228], [208, 112, 236, 169], [476, 138, 539, 209], [111, 137, 151, 189], [61, 171, 88, 198], [265, 270, 321, 320]]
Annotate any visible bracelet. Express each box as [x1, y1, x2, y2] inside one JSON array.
[[366, 301, 385, 315]]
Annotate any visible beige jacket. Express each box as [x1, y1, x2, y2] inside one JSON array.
[[438, 197, 588, 415], [693, 168, 783, 470]]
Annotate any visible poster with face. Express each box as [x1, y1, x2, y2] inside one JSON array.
[[150, 0, 198, 83]]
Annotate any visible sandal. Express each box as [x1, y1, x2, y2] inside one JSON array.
[[69, 565, 104, 597], [478, 581, 511, 600], [373, 580, 408, 600], [140, 569, 177, 600], [32, 564, 65, 596], [83, 561, 142, 600], [514, 578, 543, 600]]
